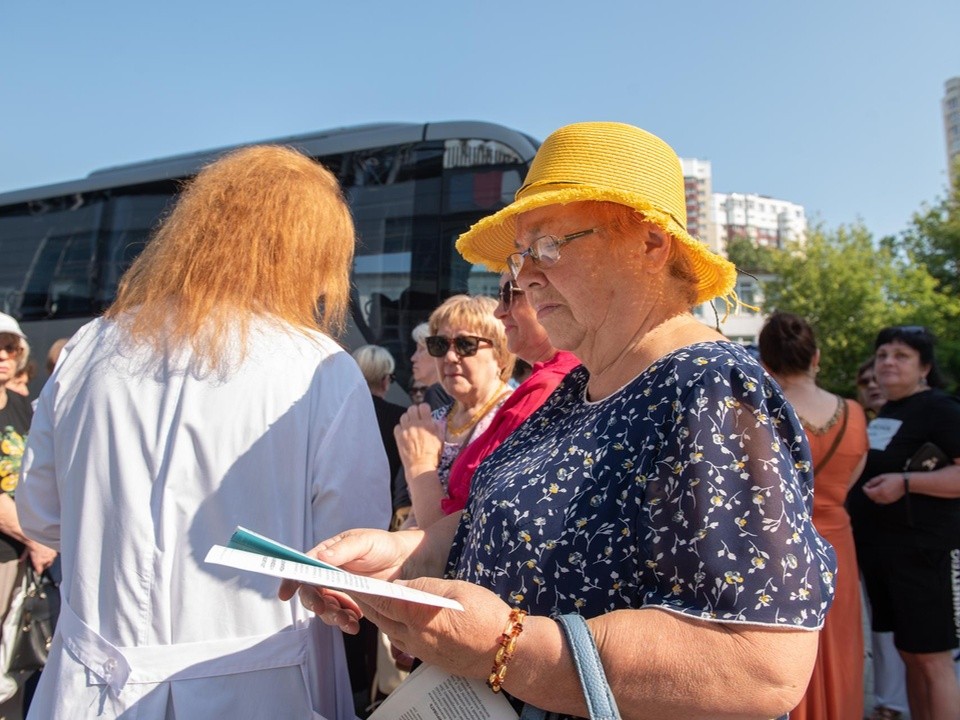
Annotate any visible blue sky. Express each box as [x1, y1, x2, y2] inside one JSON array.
[[1, 1, 957, 240]]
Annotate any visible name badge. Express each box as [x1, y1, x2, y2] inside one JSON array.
[[867, 417, 902, 451]]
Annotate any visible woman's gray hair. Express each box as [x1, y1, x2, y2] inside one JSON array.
[[411, 322, 431, 345], [351, 344, 396, 390], [16, 337, 30, 373]]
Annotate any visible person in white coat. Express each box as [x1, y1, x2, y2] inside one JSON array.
[[16, 145, 391, 719]]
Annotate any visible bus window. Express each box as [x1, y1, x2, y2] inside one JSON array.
[[99, 184, 178, 309], [343, 142, 444, 369], [0, 195, 103, 319]]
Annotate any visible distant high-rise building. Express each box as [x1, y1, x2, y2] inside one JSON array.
[[944, 77, 960, 179], [679, 159, 808, 343], [712, 192, 806, 250], [680, 158, 719, 253]]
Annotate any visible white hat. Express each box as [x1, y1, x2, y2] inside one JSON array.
[[0, 313, 26, 340]]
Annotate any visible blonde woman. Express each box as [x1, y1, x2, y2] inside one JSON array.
[[17, 146, 390, 720], [396, 295, 514, 529]]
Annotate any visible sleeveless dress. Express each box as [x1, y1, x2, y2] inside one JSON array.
[[791, 398, 867, 720]]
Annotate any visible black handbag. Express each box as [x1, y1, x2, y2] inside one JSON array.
[[7, 567, 60, 673], [900, 442, 954, 527], [904, 442, 952, 473]]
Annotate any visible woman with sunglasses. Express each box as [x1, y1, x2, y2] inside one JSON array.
[[0, 314, 56, 715], [395, 295, 514, 529], [854, 357, 910, 720], [848, 326, 960, 720], [283, 123, 835, 719], [438, 274, 580, 518], [409, 322, 452, 411], [856, 356, 887, 421]]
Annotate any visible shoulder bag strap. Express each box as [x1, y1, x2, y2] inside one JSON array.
[[519, 614, 621, 720], [814, 397, 848, 474]]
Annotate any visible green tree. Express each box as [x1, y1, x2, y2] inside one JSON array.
[[899, 165, 960, 297], [760, 223, 960, 395], [725, 235, 776, 274]]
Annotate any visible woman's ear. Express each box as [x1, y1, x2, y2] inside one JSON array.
[[642, 226, 672, 273]]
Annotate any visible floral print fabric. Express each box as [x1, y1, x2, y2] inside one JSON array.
[[448, 341, 836, 629], [0, 426, 26, 496]]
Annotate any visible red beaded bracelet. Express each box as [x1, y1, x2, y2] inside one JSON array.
[[487, 608, 527, 693]]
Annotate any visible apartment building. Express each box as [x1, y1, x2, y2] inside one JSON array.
[[680, 159, 807, 343], [944, 77, 960, 179], [712, 192, 806, 251]]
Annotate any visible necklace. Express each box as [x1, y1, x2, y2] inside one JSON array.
[[446, 385, 509, 437], [798, 394, 844, 435]]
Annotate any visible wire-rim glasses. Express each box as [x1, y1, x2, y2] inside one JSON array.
[[425, 335, 493, 358], [507, 227, 599, 281]]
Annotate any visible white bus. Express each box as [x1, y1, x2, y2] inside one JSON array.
[[0, 121, 539, 393]]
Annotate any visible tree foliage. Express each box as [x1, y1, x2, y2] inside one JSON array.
[[760, 223, 960, 395], [725, 235, 776, 274], [899, 166, 960, 297]]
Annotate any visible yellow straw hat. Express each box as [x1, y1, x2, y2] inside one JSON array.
[[456, 121, 737, 306]]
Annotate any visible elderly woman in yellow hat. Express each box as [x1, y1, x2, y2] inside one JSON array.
[[282, 122, 836, 720]]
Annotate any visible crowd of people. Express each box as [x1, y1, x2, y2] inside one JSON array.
[[0, 121, 954, 720]]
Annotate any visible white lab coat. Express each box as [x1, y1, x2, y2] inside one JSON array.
[[17, 316, 391, 719]]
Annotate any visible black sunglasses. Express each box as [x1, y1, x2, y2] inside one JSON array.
[[497, 280, 524, 310], [425, 335, 492, 358]]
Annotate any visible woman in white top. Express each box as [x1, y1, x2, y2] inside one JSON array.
[[17, 146, 391, 720]]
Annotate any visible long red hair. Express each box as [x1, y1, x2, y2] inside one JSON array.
[[106, 145, 355, 370]]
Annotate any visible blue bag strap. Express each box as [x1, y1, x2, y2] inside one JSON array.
[[519, 613, 621, 720]]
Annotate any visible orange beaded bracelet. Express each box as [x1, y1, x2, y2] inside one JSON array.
[[487, 608, 527, 693]]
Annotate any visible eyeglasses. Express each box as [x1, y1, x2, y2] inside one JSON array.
[[425, 335, 492, 358], [507, 227, 599, 281], [409, 385, 428, 397], [856, 376, 877, 387], [0, 341, 22, 357], [892, 325, 927, 334], [497, 280, 524, 310]]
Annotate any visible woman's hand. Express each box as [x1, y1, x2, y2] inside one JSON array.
[[395, 403, 443, 477], [862, 473, 907, 504], [353, 577, 513, 680], [277, 528, 421, 633], [23, 541, 57, 574]]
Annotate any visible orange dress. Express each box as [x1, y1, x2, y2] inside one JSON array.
[[791, 398, 867, 720]]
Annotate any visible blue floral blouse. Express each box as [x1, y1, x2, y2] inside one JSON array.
[[447, 341, 836, 632]]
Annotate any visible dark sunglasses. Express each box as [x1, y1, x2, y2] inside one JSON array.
[[425, 335, 492, 358], [0, 341, 22, 357], [497, 280, 524, 310], [892, 325, 927, 334]]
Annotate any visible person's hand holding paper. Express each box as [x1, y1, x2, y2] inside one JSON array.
[[277, 526, 424, 634], [279, 513, 462, 635]]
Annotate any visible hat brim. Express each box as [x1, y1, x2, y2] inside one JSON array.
[[456, 187, 737, 306]]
